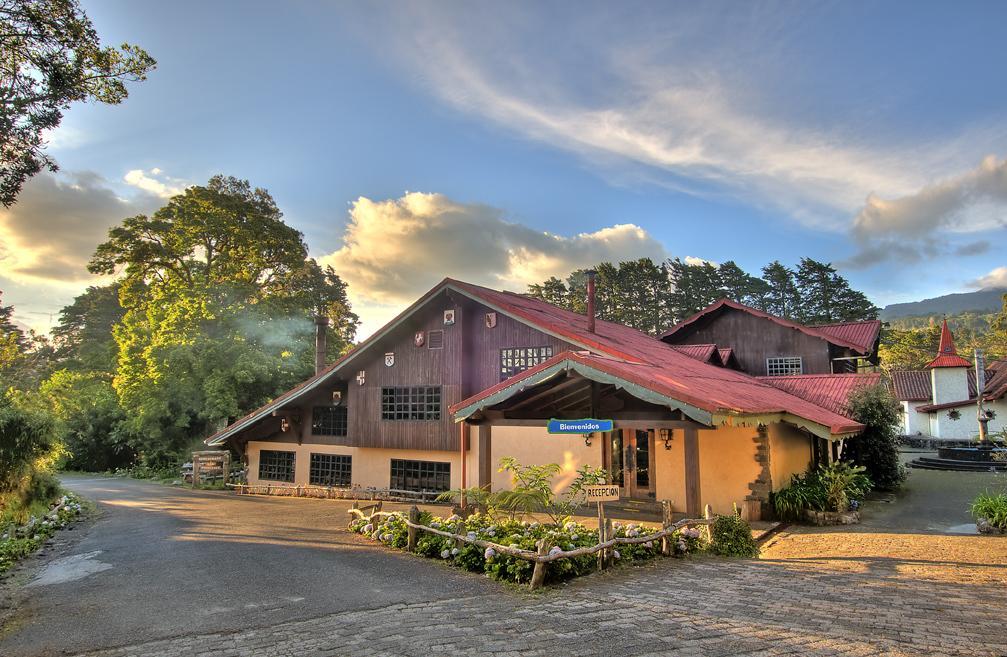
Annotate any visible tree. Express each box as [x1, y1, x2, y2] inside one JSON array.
[[794, 258, 878, 324], [50, 284, 124, 372], [666, 258, 722, 322], [526, 277, 569, 309], [878, 323, 942, 371], [845, 383, 907, 491], [760, 261, 800, 318], [88, 176, 359, 464], [718, 260, 770, 308], [0, 291, 53, 391], [0, 0, 156, 206]]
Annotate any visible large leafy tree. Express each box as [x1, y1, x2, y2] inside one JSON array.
[[0, 0, 156, 206], [88, 176, 359, 463], [50, 283, 124, 372]]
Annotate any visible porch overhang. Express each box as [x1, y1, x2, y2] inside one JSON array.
[[452, 358, 713, 427]]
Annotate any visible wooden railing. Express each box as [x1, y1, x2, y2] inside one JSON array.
[[347, 504, 714, 590]]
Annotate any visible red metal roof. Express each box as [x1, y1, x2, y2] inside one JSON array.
[[890, 368, 994, 403], [812, 320, 882, 355], [660, 299, 875, 354], [756, 373, 883, 416], [718, 347, 739, 369], [451, 350, 864, 436], [926, 319, 973, 368], [669, 343, 721, 364], [209, 278, 868, 446]]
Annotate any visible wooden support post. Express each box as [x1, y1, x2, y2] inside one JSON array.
[[191, 455, 199, 489], [596, 502, 606, 571], [529, 539, 549, 590], [704, 504, 714, 544], [407, 506, 420, 552], [603, 518, 614, 568], [660, 500, 674, 556]]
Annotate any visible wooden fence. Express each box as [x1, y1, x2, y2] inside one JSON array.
[[347, 502, 714, 590], [227, 483, 444, 502]]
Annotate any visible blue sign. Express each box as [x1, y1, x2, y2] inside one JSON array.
[[547, 418, 614, 434]]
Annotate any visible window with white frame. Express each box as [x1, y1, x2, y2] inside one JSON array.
[[766, 356, 803, 376]]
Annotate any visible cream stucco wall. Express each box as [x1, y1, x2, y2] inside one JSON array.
[[923, 398, 1007, 441], [768, 423, 813, 492], [247, 441, 464, 490], [488, 426, 604, 494], [932, 367, 969, 405], [653, 432, 686, 510], [696, 426, 761, 515]]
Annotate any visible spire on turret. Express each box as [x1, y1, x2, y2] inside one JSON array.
[[926, 318, 972, 368]]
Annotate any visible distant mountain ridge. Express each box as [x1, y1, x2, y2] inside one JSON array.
[[881, 288, 1007, 320]]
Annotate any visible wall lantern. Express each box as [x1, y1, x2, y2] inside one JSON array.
[[583, 433, 593, 447], [661, 428, 674, 450], [280, 418, 291, 433], [331, 390, 343, 406]]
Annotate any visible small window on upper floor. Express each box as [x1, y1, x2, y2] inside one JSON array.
[[500, 346, 554, 381], [427, 329, 444, 349], [766, 356, 803, 376]]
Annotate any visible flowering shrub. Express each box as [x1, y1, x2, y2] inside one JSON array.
[[1, 493, 84, 573], [350, 510, 707, 586]]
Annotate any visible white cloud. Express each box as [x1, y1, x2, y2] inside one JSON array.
[[0, 170, 161, 285], [319, 192, 668, 337], [971, 266, 1007, 289], [852, 155, 1007, 240], [123, 168, 186, 198]]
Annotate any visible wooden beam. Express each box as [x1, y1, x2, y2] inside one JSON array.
[[684, 428, 701, 517], [509, 375, 583, 409], [478, 425, 492, 489]]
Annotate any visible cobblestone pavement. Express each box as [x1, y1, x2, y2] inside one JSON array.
[[72, 525, 1007, 657]]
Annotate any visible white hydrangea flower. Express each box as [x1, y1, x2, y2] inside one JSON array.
[[451, 547, 460, 556], [362, 523, 373, 533], [484, 547, 496, 559], [441, 549, 451, 559], [549, 546, 562, 556], [613, 550, 621, 559]]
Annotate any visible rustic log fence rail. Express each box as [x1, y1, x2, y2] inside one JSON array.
[[226, 483, 444, 502], [347, 505, 715, 589]]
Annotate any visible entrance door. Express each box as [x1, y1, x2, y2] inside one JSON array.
[[606, 429, 654, 499]]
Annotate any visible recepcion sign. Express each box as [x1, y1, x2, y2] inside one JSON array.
[[583, 484, 620, 503], [547, 418, 614, 434]]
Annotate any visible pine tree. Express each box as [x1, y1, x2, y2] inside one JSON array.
[[761, 261, 800, 318]]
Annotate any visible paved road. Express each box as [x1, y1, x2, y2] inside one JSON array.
[[3, 467, 1007, 656], [0, 476, 494, 656]]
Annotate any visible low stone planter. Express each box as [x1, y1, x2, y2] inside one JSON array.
[[976, 517, 1007, 535], [804, 509, 860, 526]]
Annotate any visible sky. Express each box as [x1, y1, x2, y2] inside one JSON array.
[[2, 0, 1006, 339]]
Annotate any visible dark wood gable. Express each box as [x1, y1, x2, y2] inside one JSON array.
[[254, 289, 578, 452], [662, 307, 833, 375]]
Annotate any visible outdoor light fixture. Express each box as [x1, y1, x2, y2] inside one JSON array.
[[331, 390, 343, 406], [583, 433, 593, 447], [280, 418, 291, 433], [661, 428, 673, 450]]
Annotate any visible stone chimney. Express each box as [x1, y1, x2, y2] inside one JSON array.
[[586, 270, 597, 334], [314, 314, 329, 375]]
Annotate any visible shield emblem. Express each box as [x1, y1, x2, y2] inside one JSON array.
[[414, 331, 425, 347], [485, 312, 497, 328], [384, 352, 395, 367]]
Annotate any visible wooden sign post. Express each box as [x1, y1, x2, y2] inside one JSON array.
[[584, 484, 619, 570]]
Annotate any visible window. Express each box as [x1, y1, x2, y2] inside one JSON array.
[[390, 459, 450, 492], [427, 329, 444, 349], [309, 453, 352, 486], [258, 450, 295, 482], [381, 386, 441, 420], [311, 406, 348, 436], [500, 346, 554, 381], [766, 356, 803, 376]]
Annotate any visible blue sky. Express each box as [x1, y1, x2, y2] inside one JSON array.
[[2, 1, 1006, 337]]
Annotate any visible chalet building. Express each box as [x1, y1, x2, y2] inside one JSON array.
[[206, 277, 879, 519], [660, 299, 881, 375], [891, 319, 1007, 440]]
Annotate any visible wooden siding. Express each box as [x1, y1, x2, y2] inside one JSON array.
[[667, 308, 832, 375], [270, 289, 576, 452]]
